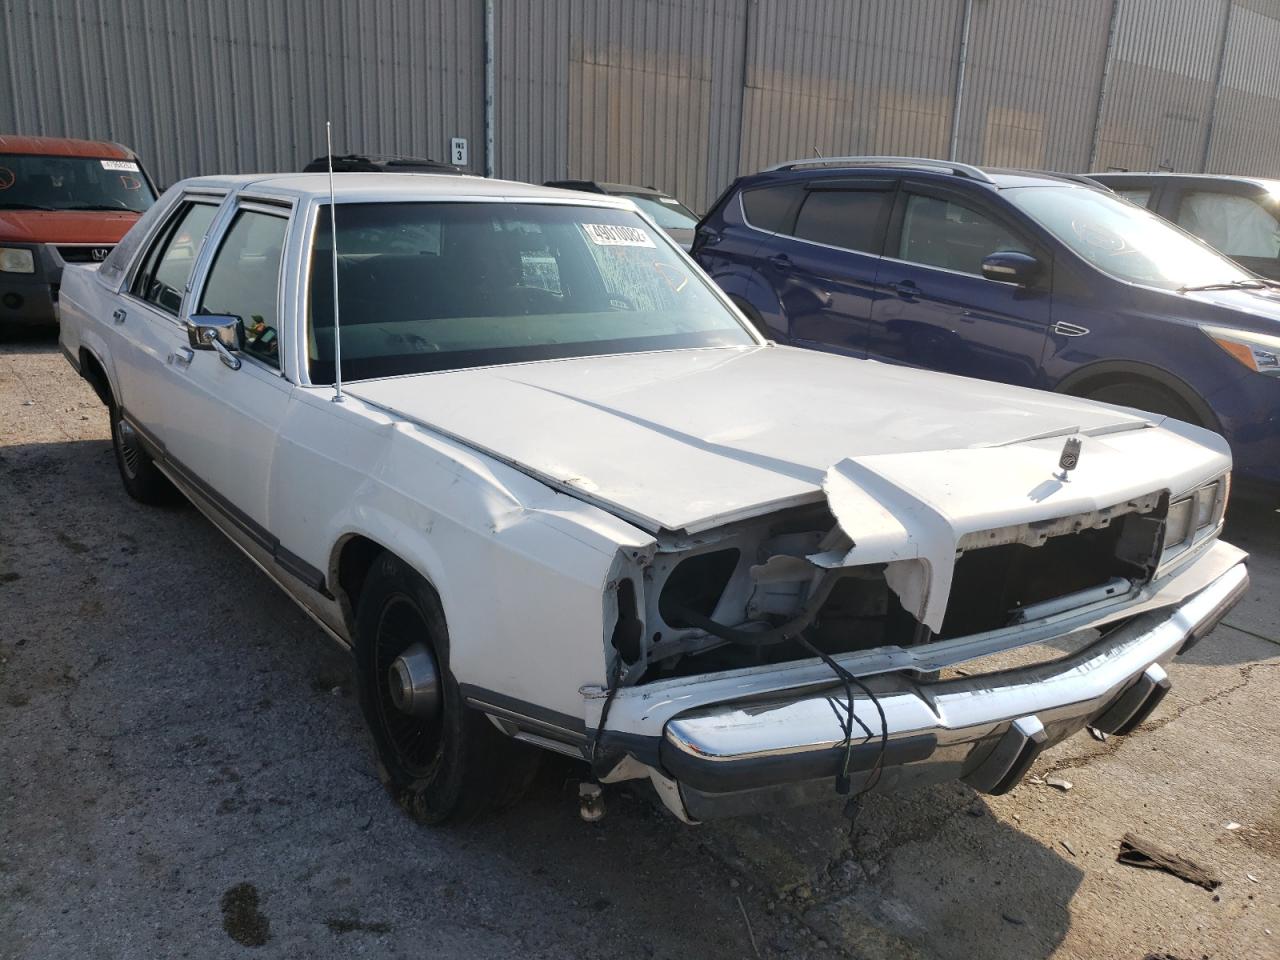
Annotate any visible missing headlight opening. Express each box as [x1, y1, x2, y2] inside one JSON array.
[[614, 493, 1168, 686]]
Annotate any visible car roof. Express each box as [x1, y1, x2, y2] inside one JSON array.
[[748, 157, 1095, 191], [0, 134, 136, 159], [176, 172, 639, 206], [1089, 171, 1280, 191]]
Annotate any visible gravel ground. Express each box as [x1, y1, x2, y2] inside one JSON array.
[[2, 334, 1277, 960]]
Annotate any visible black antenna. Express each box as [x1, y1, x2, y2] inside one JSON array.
[[326, 121, 344, 404]]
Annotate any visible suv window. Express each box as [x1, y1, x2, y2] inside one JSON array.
[[793, 189, 893, 253], [198, 209, 289, 369], [740, 183, 803, 233], [131, 201, 219, 315], [898, 193, 1028, 275], [1177, 191, 1280, 259]]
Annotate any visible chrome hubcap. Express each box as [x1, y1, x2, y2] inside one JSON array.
[[387, 642, 440, 718]]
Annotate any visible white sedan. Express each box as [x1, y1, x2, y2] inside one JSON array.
[[57, 172, 1248, 824]]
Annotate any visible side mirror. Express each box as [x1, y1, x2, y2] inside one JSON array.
[[981, 250, 1042, 286], [186, 314, 244, 370]]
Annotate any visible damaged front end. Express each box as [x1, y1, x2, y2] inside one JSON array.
[[589, 456, 1245, 822]]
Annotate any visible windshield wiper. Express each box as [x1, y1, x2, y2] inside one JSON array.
[[69, 204, 135, 212], [1178, 278, 1270, 293], [0, 202, 58, 211]]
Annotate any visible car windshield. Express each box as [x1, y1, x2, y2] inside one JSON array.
[[0, 153, 155, 213], [1005, 185, 1255, 291], [621, 194, 699, 230], [307, 201, 752, 382]]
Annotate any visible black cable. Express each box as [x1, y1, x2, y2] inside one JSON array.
[[589, 654, 624, 776], [670, 588, 892, 805], [797, 634, 890, 801]]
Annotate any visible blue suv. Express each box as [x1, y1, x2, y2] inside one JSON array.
[[693, 157, 1280, 498]]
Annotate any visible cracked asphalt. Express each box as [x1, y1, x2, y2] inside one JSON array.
[[2, 335, 1278, 960]]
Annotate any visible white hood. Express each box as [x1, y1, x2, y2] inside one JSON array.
[[346, 344, 1224, 534]]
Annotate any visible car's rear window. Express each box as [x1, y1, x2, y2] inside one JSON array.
[[306, 202, 753, 382]]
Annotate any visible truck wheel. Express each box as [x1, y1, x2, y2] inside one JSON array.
[[109, 401, 174, 505], [1082, 380, 1200, 427], [354, 552, 540, 824]]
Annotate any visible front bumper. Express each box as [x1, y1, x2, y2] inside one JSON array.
[[1, 273, 58, 326], [659, 560, 1248, 821], [1208, 371, 1280, 493]]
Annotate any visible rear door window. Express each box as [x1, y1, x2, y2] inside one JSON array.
[[740, 183, 803, 233], [897, 192, 1029, 276], [792, 188, 894, 254], [130, 201, 219, 315], [1176, 190, 1280, 259]]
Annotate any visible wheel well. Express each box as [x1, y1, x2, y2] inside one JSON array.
[[78, 348, 112, 406], [728, 295, 769, 338], [1056, 363, 1219, 432], [334, 535, 386, 619]]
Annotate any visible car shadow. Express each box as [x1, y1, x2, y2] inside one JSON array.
[[0, 325, 59, 347]]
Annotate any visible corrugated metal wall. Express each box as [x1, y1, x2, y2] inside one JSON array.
[[1205, 0, 1280, 174], [494, 0, 747, 213], [1092, 0, 1232, 172], [958, 0, 1114, 171], [5, 0, 1280, 210], [0, 0, 483, 187], [737, 0, 963, 175]]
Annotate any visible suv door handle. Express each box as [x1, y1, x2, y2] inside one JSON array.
[[768, 254, 792, 273], [111, 308, 127, 325], [890, 280, 920, 300], [168, 347, 194, 367]]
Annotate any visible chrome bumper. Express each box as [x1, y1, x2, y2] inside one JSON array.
[[660, 562, 1249, 820]]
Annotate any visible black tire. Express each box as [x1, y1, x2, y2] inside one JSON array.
[[1082, 380, 1201, 426], [354, 552, 540, 824], [108, 400, 175, 504]]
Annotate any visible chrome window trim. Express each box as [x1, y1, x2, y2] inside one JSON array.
[[122, 194, 226, 320], [188, 199, 295, 378]]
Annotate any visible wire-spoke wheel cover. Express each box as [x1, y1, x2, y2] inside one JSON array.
[[115, 416, 141, 479], [373, 595, 444, 776]]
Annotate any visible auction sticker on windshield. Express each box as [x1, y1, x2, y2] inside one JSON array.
[[582, 223, 655, 247], [100, 160, 140, 172]]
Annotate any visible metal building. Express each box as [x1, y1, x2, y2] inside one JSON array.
[[4, 0, 1280, 212]]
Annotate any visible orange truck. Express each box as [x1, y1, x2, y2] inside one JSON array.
[[0, 135, 157, 327]]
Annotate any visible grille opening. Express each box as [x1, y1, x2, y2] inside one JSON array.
[[939, 511, 1160, 639], [807, 574, 923, 655], [658, 549, 740, 628], [640, 566, 922, 683]]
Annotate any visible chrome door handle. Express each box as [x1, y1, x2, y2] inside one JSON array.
[[169, 347, 194, 367], [1053, 321, 1090, 337], [112, 308, 127, 325]]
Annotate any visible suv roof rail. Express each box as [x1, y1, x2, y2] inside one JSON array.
[[764, 155, 996, 184]]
